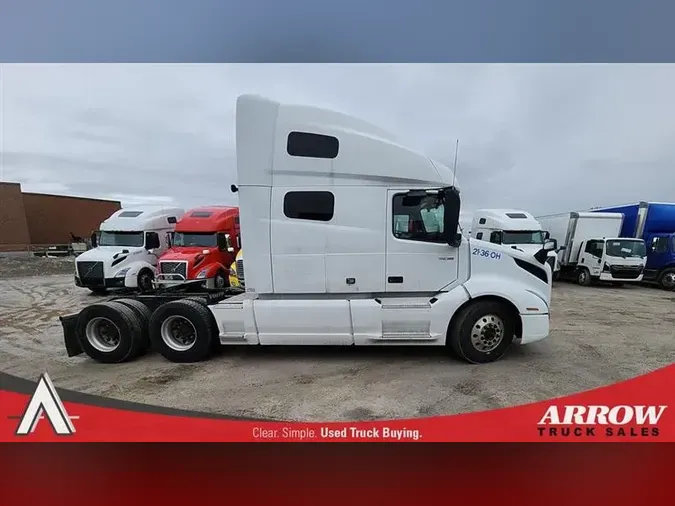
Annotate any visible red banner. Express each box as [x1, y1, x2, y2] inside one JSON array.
[[1, 364, 673, 442]]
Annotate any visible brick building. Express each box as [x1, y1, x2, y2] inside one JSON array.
[[0, 182, 121, 252]]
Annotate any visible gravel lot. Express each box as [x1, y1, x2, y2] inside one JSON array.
[[0, 255, 673, 421]]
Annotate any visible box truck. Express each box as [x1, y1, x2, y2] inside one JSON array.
[[60, 94, 554, 365], [536, 211, 646, 286], [590, 202, 675, 290], [75, 206, 184, 294], [155, 206, 241, 290]]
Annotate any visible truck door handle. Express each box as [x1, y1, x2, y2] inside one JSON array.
[[388, 276, 403, 284], [580, 258, 584, 264]]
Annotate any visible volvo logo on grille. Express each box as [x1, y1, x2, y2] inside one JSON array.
[[83, 263, 98, 278]]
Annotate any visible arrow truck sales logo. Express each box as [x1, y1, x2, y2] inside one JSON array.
[[537, 405, 667, 438], [9, 373, 78, 436]]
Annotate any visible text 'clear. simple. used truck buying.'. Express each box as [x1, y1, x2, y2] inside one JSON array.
[[536, 211, 647, 286], [60, 94, 555, 365]]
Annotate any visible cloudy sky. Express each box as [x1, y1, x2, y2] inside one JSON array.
[[2, 64, 675, 226]]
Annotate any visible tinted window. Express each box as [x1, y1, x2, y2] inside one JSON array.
[[653, 236, 669, 253], [99, 231, 144, 247], [502, 231, 544, 245], [476, 232, 483, 240], [191, 212, 212, 218], [606, 240, 646, 258], [167, 216, 177, 224], [489, 231, 501, 244], [173, 232, 218, 248], [392, 192, 445, 243], [478, 218, 486, 224], [118, 211, 143, 218], [287, 131, 339, 159], [145, 232, 161, 249], [505, 212, 528, 219], [585, 240, 596, 254], [284, 191, 335, 222]]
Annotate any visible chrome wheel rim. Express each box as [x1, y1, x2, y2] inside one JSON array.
[[470, 314, 505, 353], [662, 272, 675, 289], [85, 317, 121, 352], [160, 315, 197, 351]]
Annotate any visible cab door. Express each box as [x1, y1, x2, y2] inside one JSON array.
[[579, 239, 603, 276], [385, 189, 459, 293]]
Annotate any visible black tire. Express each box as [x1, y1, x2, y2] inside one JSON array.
[[657, 268, 675, 291], [76, 301, 145, 363], [576, 268, 592, 286], [214, 269, 229, 289], [447, 300, 516, 364], [114, 298, 152, 351], [148, 299, 218, 363], [137, 269, 155, 294], [88, 287, 108, 296]]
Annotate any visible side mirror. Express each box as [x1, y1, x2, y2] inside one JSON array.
[[544, 231, 550, 240], [544, 238, 557, 251], [146, 233, 160, 250], [442, 187, 462, 247], [90, 232, 98, 248], [217, 233, 234, 252]]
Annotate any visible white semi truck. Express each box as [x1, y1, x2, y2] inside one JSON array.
[[60, 94, 554, 365], [470, 209, 558, 275], [536, 211, 647, 286], [74, 206, 185, 294]]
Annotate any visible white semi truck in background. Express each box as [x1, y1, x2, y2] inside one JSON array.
[[61, 94, 554, 366], [470, 209, 558, 274], [75, 206, 185, 294], [537, 211, 647, 286]]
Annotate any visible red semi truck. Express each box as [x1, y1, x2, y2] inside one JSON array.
[[155, 206, 241, 289]]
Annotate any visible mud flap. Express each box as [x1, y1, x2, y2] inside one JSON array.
[[59, 313, 83, 357]]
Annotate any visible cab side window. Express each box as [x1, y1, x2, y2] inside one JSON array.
[[392, 191, 445, 243], [652, 237, 669, 253], [585, 240, 602, 257], [475, 232, 483, 240]]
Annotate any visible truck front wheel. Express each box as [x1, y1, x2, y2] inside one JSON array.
[[214, 269, 229, 289], [657, 268, 675, 291], [448, 300, 516, 364], [576, 268, 591, 286]]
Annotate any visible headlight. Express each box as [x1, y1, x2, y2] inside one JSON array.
[[196, 269, 208, 279], [115, 268, 130, 278]]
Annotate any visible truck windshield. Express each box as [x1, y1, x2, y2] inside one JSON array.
[[605, 240, 646, 258], [173, 232, 218, 248], [98, 231, 144, 247], [501, 231, 544, 245]]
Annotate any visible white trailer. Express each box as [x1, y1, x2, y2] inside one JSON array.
[[61, 94, 554, 365], [536, 211, 647, 286], [74, 206, 185, 294]]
